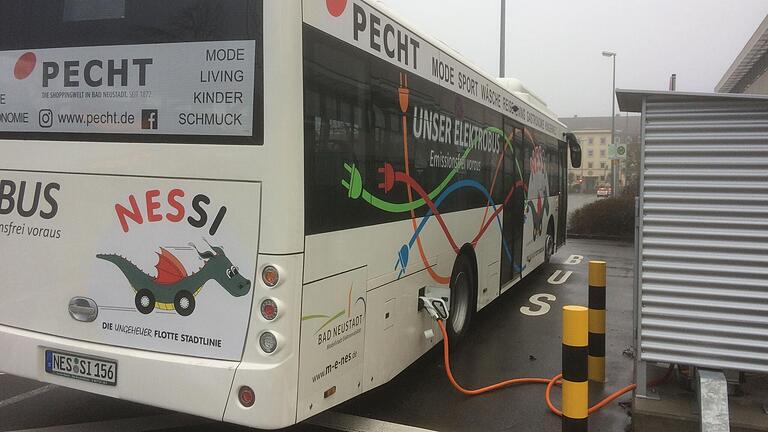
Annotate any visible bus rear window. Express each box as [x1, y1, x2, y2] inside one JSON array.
[[64, 0, 126, 21], [0, 0, 263, 144]]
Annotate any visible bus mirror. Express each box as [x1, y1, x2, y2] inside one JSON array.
[[566, 132, 582, 168]]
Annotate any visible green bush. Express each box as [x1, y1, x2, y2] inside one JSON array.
[[568, 196, 635, 238]]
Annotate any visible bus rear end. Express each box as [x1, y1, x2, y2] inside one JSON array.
[[0, 1, 305, 429]]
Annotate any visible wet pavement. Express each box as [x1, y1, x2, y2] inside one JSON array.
[[336, 238, 635, 432], [0, 238, 635, 432]]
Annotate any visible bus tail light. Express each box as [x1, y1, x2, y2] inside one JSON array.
[[238, 386, 255, 407], [260, 299, 278, 321], [259, 331, 278, 354], [262, 265, 279, 287]]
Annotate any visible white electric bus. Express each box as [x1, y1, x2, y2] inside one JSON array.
[[0, 0, 580, 429]]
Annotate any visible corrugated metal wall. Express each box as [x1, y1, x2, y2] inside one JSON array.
[[640, 97, 768, 373]]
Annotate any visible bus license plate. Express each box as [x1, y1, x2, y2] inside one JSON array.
[[44, 350, 117, 386]]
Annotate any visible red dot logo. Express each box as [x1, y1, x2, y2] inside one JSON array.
[[14, 52, 36, 80], [326, 0, 348, 17]]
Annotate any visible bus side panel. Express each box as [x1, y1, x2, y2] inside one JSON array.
[[557, 142, 569, 248], [296, 267, 367, 422], [363, 268, 437, 392], [522, 195, 559, 277]]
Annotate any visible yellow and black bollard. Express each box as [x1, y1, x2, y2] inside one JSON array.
[[562, 305, 589, 432], [588, 261, 607, 383]]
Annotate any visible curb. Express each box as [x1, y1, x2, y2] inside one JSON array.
[[567, 233, 633, 242]]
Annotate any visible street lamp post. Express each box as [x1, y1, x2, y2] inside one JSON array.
[[602, 51, 617, 196], [500, 0, 506, 77]]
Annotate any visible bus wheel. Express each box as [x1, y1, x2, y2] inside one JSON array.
[[135, 289, 155, 315], [174, 291, 196, 317], [544, 224, 555, 264], [448, 254, 475, 342]]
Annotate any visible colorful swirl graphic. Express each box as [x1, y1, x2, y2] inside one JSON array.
[[339, 73, 545, 284]]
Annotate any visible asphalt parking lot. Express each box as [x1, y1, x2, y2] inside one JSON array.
[[0, 238, 635, 432]]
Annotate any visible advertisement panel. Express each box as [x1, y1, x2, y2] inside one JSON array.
[[0, 171, 260, 361], [0, 41, 256, 137], [302, 0, 566, 140]]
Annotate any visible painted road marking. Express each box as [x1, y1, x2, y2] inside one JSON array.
[[520, 294, 557, 316], [0, 385, 56, 410], [563, 254, 584, 265], [547, 270, 573, 284], [308, 411, 438, 432], [522, 265, 578, 316], [6, 414, 210, 432]]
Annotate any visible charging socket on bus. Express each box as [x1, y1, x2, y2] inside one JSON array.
[[419, 296, 449, 321], [418, 287, 449, 311]]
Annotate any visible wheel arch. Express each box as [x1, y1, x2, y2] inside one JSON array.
[[547, 215, 555, 238], [458, 244, 479, 311]]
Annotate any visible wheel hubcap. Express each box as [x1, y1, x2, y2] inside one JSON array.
[[180, 297, 190, 309], [546, 235, 553, 260], [141, 296, 150, 308], [451, 271, 469, 334]]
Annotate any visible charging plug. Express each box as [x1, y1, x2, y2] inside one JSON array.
[[419, 296, 449, 321]]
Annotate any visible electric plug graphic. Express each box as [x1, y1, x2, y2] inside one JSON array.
[[378, 163, 395, 193], [399, 73, 410, 113], [341, 163, 363, 199], [394, 244, 410, 279]]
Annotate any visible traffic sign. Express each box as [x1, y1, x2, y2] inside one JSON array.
[[609, 143, 627, 160]]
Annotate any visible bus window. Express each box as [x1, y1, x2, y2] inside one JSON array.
[[63, 0, 126, 21]]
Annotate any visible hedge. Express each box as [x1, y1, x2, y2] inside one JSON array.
[[568, 195, 635, 238]]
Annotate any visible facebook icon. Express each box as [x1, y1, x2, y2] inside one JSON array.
[[141, 109, 159, 130]]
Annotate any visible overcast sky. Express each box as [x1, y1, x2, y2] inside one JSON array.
[[375, 0, 768, 118]]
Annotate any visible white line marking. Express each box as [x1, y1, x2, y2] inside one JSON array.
[[0, 385, 57, 410], [7, 413, 211, 432], [547, 270, 573, 285], [520, 293, 557, 316], [307, 412, 438, 432]]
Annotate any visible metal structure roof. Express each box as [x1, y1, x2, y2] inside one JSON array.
[[716, 14, 768, 93], [618, 89, 768, 113], [559, 115, 641, 135], [365, 0, 566, 131]]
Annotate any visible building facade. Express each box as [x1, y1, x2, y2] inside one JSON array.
[[559, 115, 641, 193], [716, 14, 768, 94]]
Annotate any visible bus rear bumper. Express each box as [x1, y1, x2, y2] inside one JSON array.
[[0, 324, 237, 422]]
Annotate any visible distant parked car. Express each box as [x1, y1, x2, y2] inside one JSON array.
[[596, 185, 612, 197]]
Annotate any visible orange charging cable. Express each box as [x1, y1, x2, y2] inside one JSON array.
[[436, 320, 637, 417]]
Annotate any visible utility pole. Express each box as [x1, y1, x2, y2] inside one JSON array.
[[500, 0, 506, 77], [602, 51, 617, 196], [612, 54, 617, 196]]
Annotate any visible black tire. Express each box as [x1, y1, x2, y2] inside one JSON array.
[[135, 289, 155, 315], [174, 290, 196, 316], [544, 220, 555, 265], [447, 254, 476, 343]]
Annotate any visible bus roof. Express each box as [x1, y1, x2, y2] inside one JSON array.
[[367, 1, 565, 131], [304, 0, 567, 140]]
